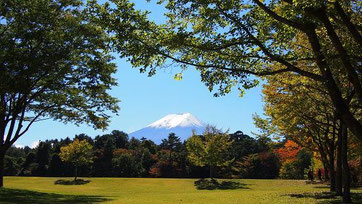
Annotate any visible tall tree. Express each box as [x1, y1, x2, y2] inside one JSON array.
[[103, 138, 115, 176], [0, 0, 119, 187], [59, 139, 93, 181], [111, 130, 129, 149], [160, 133, 182, 160], [34, 142, 51, 176], [261, 70, 356, 201]]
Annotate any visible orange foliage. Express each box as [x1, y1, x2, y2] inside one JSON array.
[[274, 140, 301, 162]]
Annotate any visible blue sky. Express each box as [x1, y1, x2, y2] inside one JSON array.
[[15, 1, 265, 147]]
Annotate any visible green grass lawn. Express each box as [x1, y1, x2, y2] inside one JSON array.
[[1, 177, 362, 203]]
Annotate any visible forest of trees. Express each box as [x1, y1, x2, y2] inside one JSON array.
[[2, 130, 280, 179], [4, 130, 361, 184]]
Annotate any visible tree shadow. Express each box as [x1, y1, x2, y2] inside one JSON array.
[[313, 185, 362, 190], [194, 178, 249, 190], [54, 179, 91, 185], [286, 192, 362, 203], [0, 188, 111, 204]]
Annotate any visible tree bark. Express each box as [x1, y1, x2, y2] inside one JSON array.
[[209, 166, 214, 180], [336, 123, 343, 196], [0, 149, 5, 188], [342, 124, 351, 203], [329, 147, 336, 192], [74, 165, 78, 181], [305, 29, 362, 143], [316, 9, 362, 103]]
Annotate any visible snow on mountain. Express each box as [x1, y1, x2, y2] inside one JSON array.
[[129, 113, 205, 144], [147, 113, 204, 129]]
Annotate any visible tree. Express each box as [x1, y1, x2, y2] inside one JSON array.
[[279, 148, 312, 180], [105, 0, 361, 143], [261, 69, 357, 200], [112, 149, 144, 177], [275, 140, 302, 163], [4, 156, 19, 176], [0, 0, 119, 187], [34, 142, 50, 176], [160, 133, 182, 160], [102, 139, 115, 176], [18, 152, 36, 176], [48, 154, 63, 177], [111, 130, 129, 149], [59, 139, 93, 181], [150, 135, 186, 178], [186, 126, 233, 179], [239, 151, 280, 179], [228, 131, 260, 162], [262, 72, 340, 191]]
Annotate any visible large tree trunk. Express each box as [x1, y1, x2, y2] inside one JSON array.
[[0, 150, 5, 188], [342, 124, 351, 203], [325, 78, 362, 142], [329, 148, 336, 192], [336, 123, 343, 196], [305, 29, 362, 143]]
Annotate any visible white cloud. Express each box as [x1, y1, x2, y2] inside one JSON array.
[[14, 143, 25, 148], [30, 140, 40, 149]]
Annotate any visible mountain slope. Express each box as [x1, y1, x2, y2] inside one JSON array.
[[129, 113, 205, 143]]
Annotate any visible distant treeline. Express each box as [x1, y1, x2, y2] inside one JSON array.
[[4, 130, 311, 179]]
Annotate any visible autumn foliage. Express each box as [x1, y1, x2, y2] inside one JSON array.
[[274, 140, 301, 163]]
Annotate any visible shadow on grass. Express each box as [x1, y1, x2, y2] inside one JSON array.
[[286, 192, 362, 203], [313, 185, 362, 190], [54, 179, 90, 185], [194, 178, 249, 190], [0, 188, 111, 204]]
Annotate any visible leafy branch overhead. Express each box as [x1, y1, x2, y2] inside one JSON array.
[[102, 0, 362, 141]]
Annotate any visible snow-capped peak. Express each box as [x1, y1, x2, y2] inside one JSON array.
[[147, 113, 205, 129]]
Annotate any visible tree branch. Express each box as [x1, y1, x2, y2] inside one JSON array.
[[218, 7, 323, 81], [334, 1, 362, 46], [314, 8, 362, 102], [252, 0, 307, 31]]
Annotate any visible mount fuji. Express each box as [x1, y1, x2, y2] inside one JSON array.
[[129, 113, 206, 143]]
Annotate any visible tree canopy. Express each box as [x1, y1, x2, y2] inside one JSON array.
[[103, 0, 361, 141], [0, 0, 119, 187]]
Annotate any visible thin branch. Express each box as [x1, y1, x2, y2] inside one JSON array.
[[252, 0, 307, 31], [10, 107, 54, 146], [314, 8, 362, 102], [218, 7, 323, 81]]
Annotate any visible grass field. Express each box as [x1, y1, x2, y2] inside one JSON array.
[[1, 177, 362, 203]]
